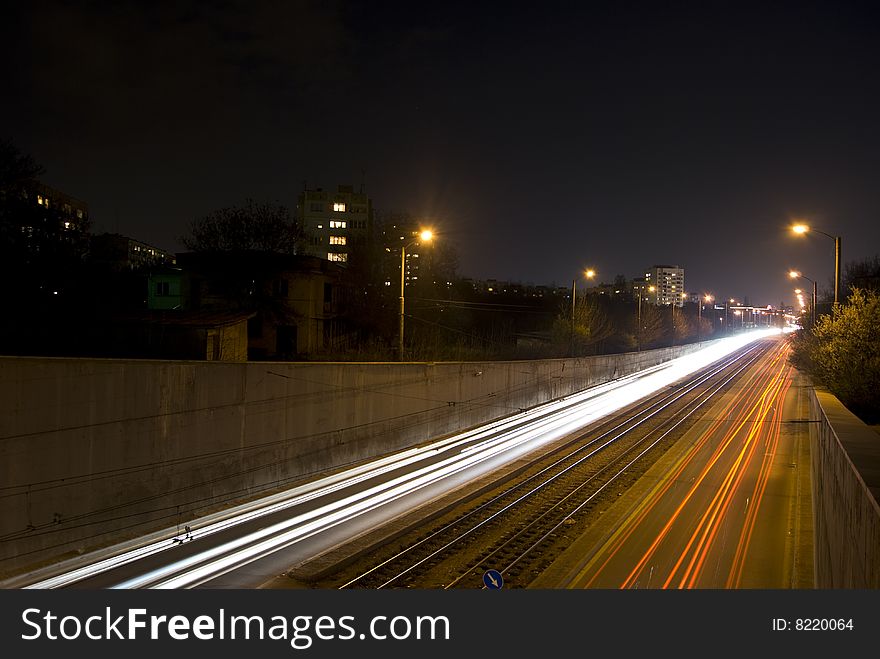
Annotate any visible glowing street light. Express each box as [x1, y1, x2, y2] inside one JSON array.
[[734, 309, 744, 329], [399, 229, 433, 359], [637, 284, 655, 352], [698, 294, 713, 341], [571, 268, 597, 354], [791, 222, 841, 307], [671, 291, 688, 346], [789, 270, 816, 327]]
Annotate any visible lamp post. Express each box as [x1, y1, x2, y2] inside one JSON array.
[[637, 284, 655, 352], [789, 270, 816, 327], [399, 229, 433, 360], [791, 223, 842, 308], [698, 294, 712, 341], [672, 291, 687, 345], [571, 268, 596, 354], [794, 288, 807, 323]]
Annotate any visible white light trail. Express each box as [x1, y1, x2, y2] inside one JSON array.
[[26, 330, 779, 589]]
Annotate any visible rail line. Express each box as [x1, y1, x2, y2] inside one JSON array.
[[334, 340, 773, 589], [20, 334, 778, 589]]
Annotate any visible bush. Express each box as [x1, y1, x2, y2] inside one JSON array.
[[789, 288, 880, 423]]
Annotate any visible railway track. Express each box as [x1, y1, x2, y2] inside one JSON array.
[[324, 340, 773, 589]]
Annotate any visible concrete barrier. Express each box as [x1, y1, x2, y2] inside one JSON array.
[[809, 388, 880, 588], [0, 343, 712, 577]]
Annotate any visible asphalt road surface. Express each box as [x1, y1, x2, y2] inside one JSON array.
[[533, 336, 814, 589]]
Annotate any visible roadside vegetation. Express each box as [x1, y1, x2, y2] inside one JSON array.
[[789, 287, 880, 424]]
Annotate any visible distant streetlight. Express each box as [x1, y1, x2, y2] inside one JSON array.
[[399, 229, 433, 359], [671, 291, 688, 347], [698, 294, 712, 341], [571, 268, 596, 354], [789, 270, 816, 327], [672, 293, 687, 346], [637, 284, 655, 352], [791, 222, 842, 308]]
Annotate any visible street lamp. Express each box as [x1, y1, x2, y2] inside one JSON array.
[[671, 291, 687, 346], [572, 269, 596, 322], [637, 284, 655, 352], [698, 294, 712, 341], [791, 223, 842, 308], [789, 270, 816, 327], [399, 229, 433, 360], [571, 268, 596, 354], [794, 288, 807, 318]]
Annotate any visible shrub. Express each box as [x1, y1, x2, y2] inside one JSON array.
[[790, 288, 880, 423]]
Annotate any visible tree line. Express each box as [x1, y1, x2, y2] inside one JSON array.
[[2, 137, 728, 361]]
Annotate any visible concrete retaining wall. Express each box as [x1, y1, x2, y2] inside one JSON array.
[[809, 388, 880, 587], [0, 343, 709, 576]]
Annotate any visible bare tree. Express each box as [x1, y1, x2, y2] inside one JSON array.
[[639, 303, 665, 348], [181, 199, 304, 254], [553, 294, 614, 356], [843, 255, 880, 296]]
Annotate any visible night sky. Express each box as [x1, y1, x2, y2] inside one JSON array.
[[3, 0, 879, 306]]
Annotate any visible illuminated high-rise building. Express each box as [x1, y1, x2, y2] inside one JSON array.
[[644, 265, 685, 306]]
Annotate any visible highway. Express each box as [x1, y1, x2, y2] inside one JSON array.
[[16, 330, 784, 589], [534, 335, 813, 588]]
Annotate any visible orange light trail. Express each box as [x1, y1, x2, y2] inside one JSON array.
[[671, 360, 789, 588], [577, 340, 794, 589], [580, 342, 783, 588]]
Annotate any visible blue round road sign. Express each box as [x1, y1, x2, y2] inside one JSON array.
[[483, 569, 503, 589]]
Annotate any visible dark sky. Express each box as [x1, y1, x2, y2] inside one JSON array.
[[3, 0, 879, 306]]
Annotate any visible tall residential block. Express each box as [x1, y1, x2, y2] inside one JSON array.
[[645, 265, 685, 306], [297, 184, 373, 263]]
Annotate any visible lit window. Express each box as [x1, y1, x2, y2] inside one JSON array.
[[37, 195, 44, 205], [63, 221, 71, 229], [317, 224, 323, 229], [329, 236, 346, 245], [327, 252, 348, 262], [330, 220, 347, 228], [333, 202, 346, 212]]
